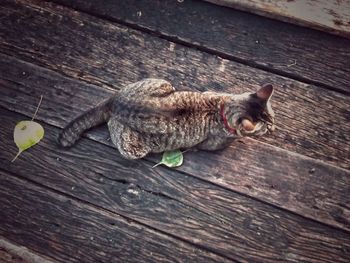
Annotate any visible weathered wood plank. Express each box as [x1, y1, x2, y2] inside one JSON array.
[[0, 250, 28, 263], [1, 0, 349, 170], [49, 0, 350, 94], [0, 238, 54, 263], [0, 53, 350, 233], [204, 0, 350, 38], [1, 108, 350, 262], [0, 170, 229, 263]]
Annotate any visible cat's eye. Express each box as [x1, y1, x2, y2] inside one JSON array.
[[258, 110, 274, 125]]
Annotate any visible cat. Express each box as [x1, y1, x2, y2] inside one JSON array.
[[58, 78, 275, 159]]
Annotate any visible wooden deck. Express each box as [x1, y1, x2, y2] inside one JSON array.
[[0, 0, 349, 262]]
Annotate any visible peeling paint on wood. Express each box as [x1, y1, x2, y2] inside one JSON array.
[[205, 0, 350, 38]]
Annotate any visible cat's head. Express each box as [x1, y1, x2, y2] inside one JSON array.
[[224, 84, 275, 137]]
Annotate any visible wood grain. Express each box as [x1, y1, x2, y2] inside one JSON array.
[[1, 1, 349, 262], [0, 238, 54, 263], [49, 0, 350, 94], [1, 108, 350, 262], [0, 250, 28, 263], [0, 53, 349, 233], [205, 0, 350, 38], [0, 170, 229, 263], [0, 0, 349, 170]]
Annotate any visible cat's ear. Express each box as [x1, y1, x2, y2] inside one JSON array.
[[241, 119, 255, 131], [256, 84, 274, 101]]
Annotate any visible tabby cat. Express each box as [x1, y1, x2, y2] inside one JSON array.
[[58, 79, 275, 159]]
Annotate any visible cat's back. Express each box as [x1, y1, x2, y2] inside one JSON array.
[[117, 78, 220, 113], [110, 79, 221, 136], [118, 78, 175, 101]]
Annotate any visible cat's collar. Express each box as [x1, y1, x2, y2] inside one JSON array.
[[220, 103, 236, 134]]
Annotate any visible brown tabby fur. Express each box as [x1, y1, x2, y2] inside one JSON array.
[[58, 79, 275, 159]]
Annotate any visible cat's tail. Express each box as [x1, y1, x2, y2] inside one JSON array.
[[58, 97, 114, 148]]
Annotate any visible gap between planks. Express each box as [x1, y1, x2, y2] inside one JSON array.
[[0, 52, 349, 233], [0, 168, 233, 263], [2, 110, 350, 259], [1, 1, 349, 169], [48, 0, 350, 96], [1, 100, 350, 238]]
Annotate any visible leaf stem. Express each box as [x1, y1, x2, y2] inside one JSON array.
[[32, 95, 43, 121], [152, 149, 190, 169], [11, 150, 22, 162], [181, 149, 190, 154], [152, 162, 163, 168]]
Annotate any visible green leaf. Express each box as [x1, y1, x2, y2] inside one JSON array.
[[153, 150, 184, 168], [12, 121, 45, 162], [11, 95, 44, 162]]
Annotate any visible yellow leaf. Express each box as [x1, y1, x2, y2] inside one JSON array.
[[11, 95, 44, 162], [12, 121, 44, 162]]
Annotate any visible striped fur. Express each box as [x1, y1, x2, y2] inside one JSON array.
[[58, 79, 275, 159]]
